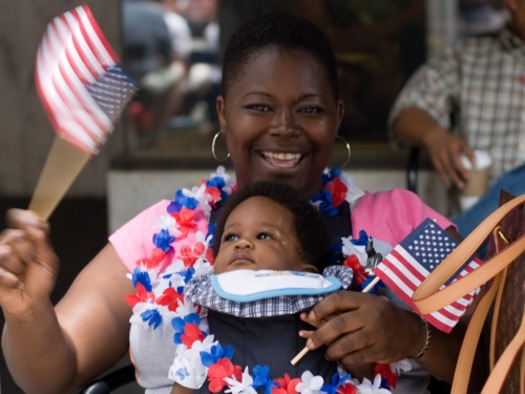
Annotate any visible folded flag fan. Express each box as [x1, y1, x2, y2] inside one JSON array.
[[373, 218, 484, 333], [29, 4, 137, 219]]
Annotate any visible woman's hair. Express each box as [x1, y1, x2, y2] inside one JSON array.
[[221, 12, 339, 100], [212, 181, 330, 267]]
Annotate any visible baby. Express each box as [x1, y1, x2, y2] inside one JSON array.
[[170, 181, 354, 394]]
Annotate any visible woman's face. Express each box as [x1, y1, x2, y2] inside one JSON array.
[[213, 196, 309, 274], [217, 47, 344, 197]]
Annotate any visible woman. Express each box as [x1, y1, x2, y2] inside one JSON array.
[[0, 12, 465, 394]]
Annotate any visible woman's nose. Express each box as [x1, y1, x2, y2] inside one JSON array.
[[270, 110, 299, 137]]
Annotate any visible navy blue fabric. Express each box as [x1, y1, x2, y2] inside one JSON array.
[[195, 311, 337, 394]]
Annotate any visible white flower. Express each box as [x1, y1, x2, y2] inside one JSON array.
[[211, 165, 234, 195], [159, 266, 187, 288], [224, 366, 257, 394], [341, 237, 368, 266], [355, 374, 391, 394], [187, 184, 214, 215], [155, 215, 181, 237], [174, 298, 200, 317], [169, 335, 217, 388], [390, 358, 412, 374], [295, 371, 325, 394]]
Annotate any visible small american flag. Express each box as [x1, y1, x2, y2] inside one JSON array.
[[373, 218, 483, 333], [35, 4, 137, 155]]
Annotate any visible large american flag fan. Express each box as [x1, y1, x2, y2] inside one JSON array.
[[373, 218, 484, 333], [35, 4, 137, 155]]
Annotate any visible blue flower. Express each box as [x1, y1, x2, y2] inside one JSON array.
[[172, 313, 201, 344], [321, 167, 341, 185], [131, 268, 152, 292], [177, 268, 195, 284], [328, 242, 343, 265], [252, 365, 275, 394], [200, 343, 234, 366], [351, 230, 369, 246], [311, 189, 338, 216], [141, 308, 162, 329], [152, 229, 176, 252], [167, 190, 199, 213], [321, 372, 350, 394]]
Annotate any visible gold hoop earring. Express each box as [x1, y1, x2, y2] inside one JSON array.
[[335, 135, 351, 168], [211, 130, 230, 162]]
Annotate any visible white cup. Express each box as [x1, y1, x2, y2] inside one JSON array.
[[458, 150, 492, 211]]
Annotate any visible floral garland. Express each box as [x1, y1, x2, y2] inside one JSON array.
[[126, 167, 403, 394]]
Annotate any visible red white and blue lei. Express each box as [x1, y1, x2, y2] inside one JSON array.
[[126, 166, 410, 394]]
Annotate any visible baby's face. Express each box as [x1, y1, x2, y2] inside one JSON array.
[[213, 196, 306, 274]]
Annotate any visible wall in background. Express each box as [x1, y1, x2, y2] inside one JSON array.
[[0, 0, 124, 197]]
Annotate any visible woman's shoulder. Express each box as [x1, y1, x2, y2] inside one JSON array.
[[108, 199, 172, 271], [355, 188, 420, 208], [352, 188, 451, 245]]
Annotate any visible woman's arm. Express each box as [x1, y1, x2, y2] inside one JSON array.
[[0, 209, 133, 394], [300, 290, 464, 383]]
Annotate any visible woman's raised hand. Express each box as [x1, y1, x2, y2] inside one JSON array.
[[0, 208, 59, 315], [300, 290, 424, 368]]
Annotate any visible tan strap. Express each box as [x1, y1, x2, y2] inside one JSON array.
[[451, 227, 507, 394], [450, 275, 501, 394], [489, 226, 509, 369], [413, 194, 525, 314], [481, 308, 525, 393]]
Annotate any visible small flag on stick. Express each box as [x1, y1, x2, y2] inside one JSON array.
[[373, 218, 483, 333], [29, 4, 137, 219]]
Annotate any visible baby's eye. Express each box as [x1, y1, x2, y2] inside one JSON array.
[[257, 232, 274, 240], [223, 233, 239, 242]]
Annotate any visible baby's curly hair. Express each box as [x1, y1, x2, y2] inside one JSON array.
[[212, 181, 329, 268], [221, 12, 339, 101]]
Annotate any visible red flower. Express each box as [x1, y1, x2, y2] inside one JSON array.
[[180, 322, 205, 348], [343, 255, 368, 286], [205, 186, 221, 202], [374, 363, 398, 389], [179, 242, 211, 268], [172, 207, 197, 239], [125, 282, 153, 307], [337, 383, 358, 394], [155, 287, 183, 311], [208, 358, 242, 393], [325, 178, 348, 207], [273, 373, 301, 394]]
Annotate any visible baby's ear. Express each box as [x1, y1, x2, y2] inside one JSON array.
[[303, 263, 319, 274]]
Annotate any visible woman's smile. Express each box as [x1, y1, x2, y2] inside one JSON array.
[[260, 151, 303, 168]]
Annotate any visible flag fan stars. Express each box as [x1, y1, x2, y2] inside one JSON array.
[[35, 4, 137, 155]]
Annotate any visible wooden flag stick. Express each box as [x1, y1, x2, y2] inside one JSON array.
[[28, 136, 91, 220], [290, 275, 381, 366]]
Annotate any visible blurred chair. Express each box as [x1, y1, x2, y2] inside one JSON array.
[[79, 364, 135, 394], [406, 147, 420, 193]]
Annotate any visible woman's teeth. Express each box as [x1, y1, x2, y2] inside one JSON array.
[[262, 152, 301, 167]]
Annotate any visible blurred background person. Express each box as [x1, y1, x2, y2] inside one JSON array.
[[168, 0, 221, 126], [122, 0, 191, 137], [388, 0, 525, 244]]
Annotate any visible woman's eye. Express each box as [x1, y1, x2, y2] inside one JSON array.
[[257, 232, 273, 240], [247, 104, 271, 112], [300, 106, 323, 114], [223, 233, 239, 242]]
